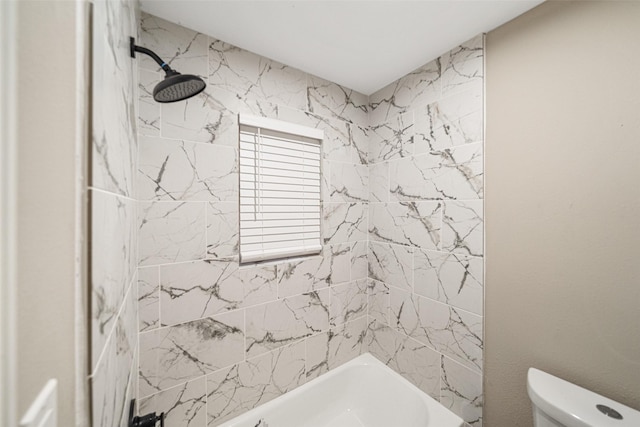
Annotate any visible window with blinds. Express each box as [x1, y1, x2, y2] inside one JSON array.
[[238, 114, 324, 264]]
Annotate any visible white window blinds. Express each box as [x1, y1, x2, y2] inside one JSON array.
[[239, 114, 324, 264]]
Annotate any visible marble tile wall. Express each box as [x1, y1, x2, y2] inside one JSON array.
[[366, 35, 484, 426], [136, 13, 369, 427], [131, 12, 484, 427], [90, 1, 139, 427]]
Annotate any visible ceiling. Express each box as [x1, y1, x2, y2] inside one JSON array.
[[140, 0, 544, 95]]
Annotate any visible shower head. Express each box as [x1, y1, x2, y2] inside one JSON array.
[[153, 70, 206, 103], [129, 37, 206, 103]]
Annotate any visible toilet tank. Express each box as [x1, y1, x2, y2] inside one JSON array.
[[532, 406, 571, 427], [527, 368, 640, 427]]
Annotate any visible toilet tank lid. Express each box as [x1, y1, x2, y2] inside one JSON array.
[[527, 368, 640, 427]]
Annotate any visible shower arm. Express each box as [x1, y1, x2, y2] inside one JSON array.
[[129, 37, 174, 74]]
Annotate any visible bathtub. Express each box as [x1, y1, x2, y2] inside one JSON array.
[[218, 352, 464, 427]]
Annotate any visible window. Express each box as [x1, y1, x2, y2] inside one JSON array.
[[238, 114, 324, 264]]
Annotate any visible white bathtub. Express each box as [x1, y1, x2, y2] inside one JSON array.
[[218, 352, 464, 427]]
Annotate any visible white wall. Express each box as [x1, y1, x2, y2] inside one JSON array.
[[15, 1, 80, 425], [485, 1, 640, 425]]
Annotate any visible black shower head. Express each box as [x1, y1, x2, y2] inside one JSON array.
[[153, 70, 206, 103], [130, 37, 206, 103]]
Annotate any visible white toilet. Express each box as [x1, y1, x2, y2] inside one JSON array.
[[528, 368, 640, 427]]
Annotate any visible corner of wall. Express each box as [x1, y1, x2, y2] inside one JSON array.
[[365, 33, 485, 426]]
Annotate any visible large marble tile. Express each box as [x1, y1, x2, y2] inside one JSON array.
[[365, 320, 393, 363], [91, 190, 136, 367], [203, 87, 282, 119], [367, 242, 413, 291], [92, 0, 137, 197], [388, 153, 438, 201], [368, 112, 414, 162], [277, 255, 330, 298], [307, 75, 368, 125], [120, 344, 138, 427], [330, 280, 368, 326], [276, 244, 350, 298], [442, 200, 484, 257], [369, 161, 389, 203], [369, 58, 441, 124], [306, 317, 367, 380], [390, 289, 482, 372], [245, 290, 330, 358], [323, 203, 368, 245], [138, 136, 238, 201], [436, 86, 483, 130], [392, 336, 441, 400], [91, 1, 138, 424], [139, 310, 245, 396], [275, 107, 368, 165], [138, 68, 161, 137], [138, 329, 160, 398], [206, 202, 239, 259], [233, 263, 280, 307], [328, 161, 368, 202], [366, 322, 440, 399], [160, 260, 277, 326], [441, 356, 483, 426], [305, 113, 353, 163], [442, 54, 483, 99], [206, 341, 306, 426], [320, 159, 332, 205], [349, 121, 369, 165], [91, 335, 126, 427], [389, 144, 483, 201], [140, 378, 207, 427], [262, 102, 318, 127], [434, 143, 483, 200], [139, 12, 208, 77], [138, 201, 206, 266], [138, 266, 160, 332], [367, 279, 390, 326], [369, 202, 441, 250], [209, 38, 307, 112], [414, 250, 483, 315], [414, 87, 483, 153], [349, 241, 368, 281], [91, 281, 137, 427], [441, 35, 484, 98], [161, 89, 239, 145]]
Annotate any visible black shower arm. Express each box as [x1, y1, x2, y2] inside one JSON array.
[[129, 37, 174, 73]]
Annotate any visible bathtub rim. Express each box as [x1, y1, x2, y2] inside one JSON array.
[[216, 351, 465, 427]]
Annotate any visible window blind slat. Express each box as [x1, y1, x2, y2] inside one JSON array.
[[239, 169, 320, 180], [240, 173, 318, 185], [239, 159, 320, 174], [240, 133, 321, 151], [239, 118, 323, 264], [240, 182, 320, 192], [240, 141, 321, 158], [240, 205, 320, 213], [240, 212, 318, 220], [241, 234, 321, 245], [241, 225, 321, 236], [241, 222, 319, 229]]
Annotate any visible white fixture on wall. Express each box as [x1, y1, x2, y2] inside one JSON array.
[[19, 379, 58, 427], [528, 368, 640, 427]]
